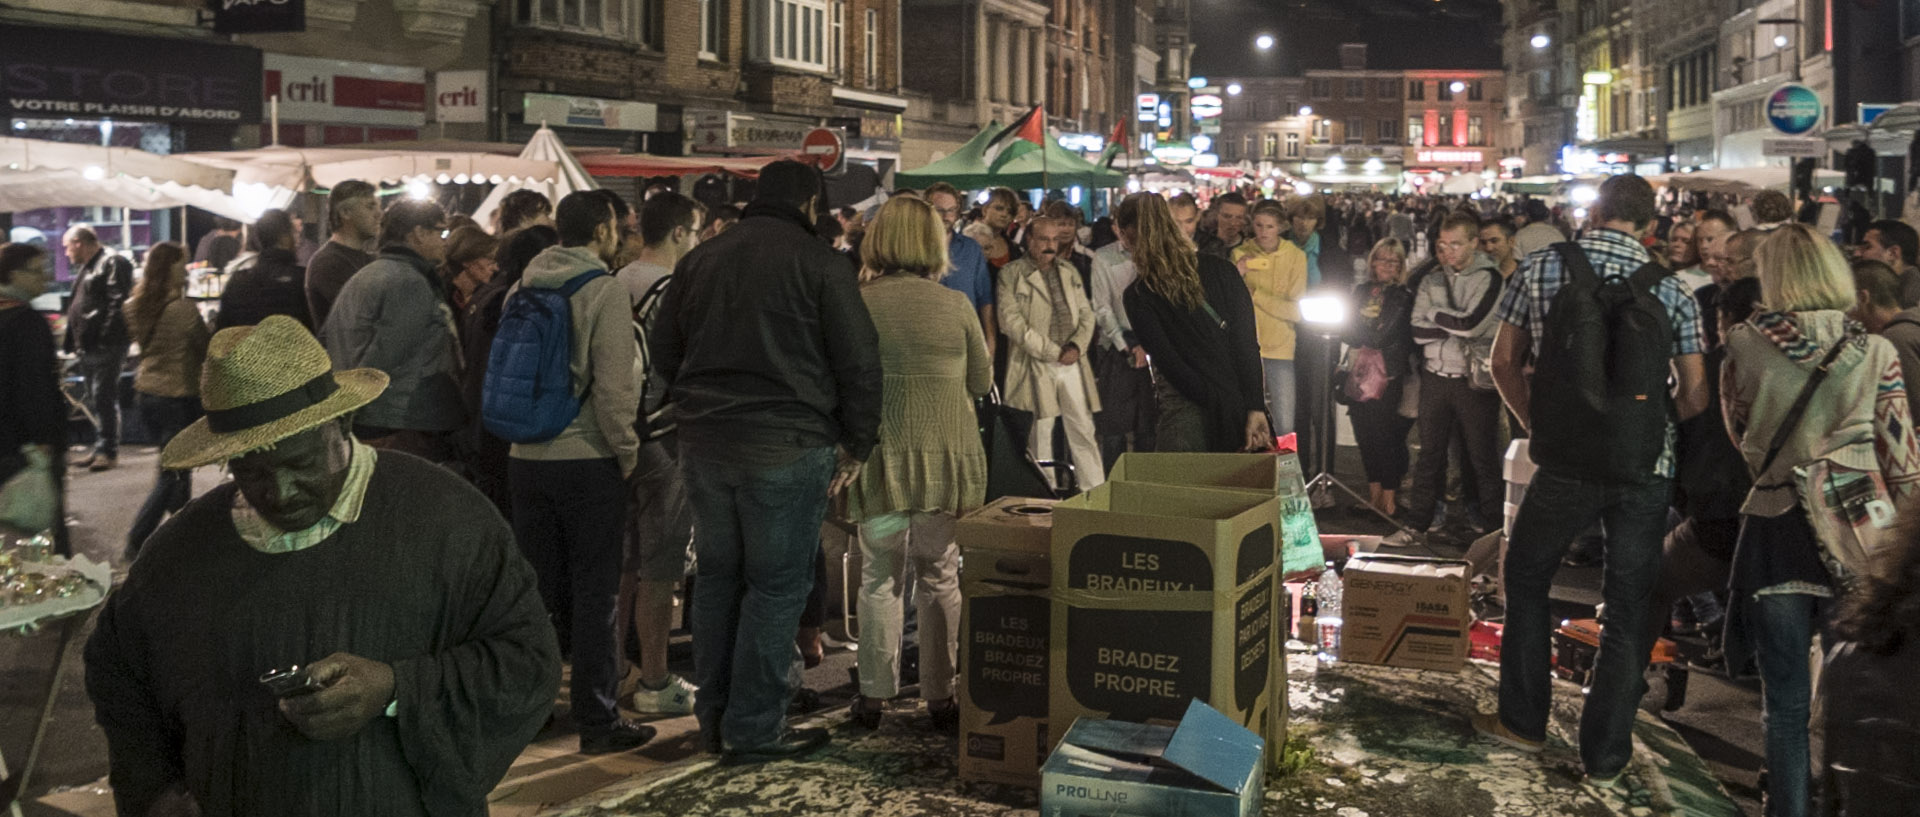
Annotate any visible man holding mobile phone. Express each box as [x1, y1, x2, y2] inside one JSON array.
[[84, 316, 559, 817]]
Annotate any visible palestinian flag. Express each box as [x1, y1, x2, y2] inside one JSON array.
[[984, 105, 1046, 172], [1098, 118, 1126, 169]]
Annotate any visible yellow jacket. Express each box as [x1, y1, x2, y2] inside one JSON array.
[[1231, 240, 1307, 360]]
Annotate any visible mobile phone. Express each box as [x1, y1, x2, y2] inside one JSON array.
[[260, 666, 324, 698]]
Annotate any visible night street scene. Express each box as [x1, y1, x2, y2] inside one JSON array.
[[5, 0, 1920, 814]]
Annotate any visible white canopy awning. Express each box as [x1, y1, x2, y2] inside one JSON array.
[[0, 136, 278, 222], [177, 145, 561, 192], [1656, 166, 1844, 195], [470, 127, 598, 229]]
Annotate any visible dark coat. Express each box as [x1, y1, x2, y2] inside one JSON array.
[[216, 248, 311, 330], [65, 249, 133, 353]]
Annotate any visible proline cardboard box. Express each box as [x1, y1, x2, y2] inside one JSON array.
[[1339, 554, 1472, 672], [1105, 452, 1323, 579], [956, 497, 1059, 787], [1049, 482, 1283, 768], [1040, 699, 1265, 817]]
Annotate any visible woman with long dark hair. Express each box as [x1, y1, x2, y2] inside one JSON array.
[[1120, 192, 1271, 453], [124, 242, 208, 558]]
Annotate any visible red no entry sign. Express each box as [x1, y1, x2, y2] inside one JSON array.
[[802, 127, 844, 173]]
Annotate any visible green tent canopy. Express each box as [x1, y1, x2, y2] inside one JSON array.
[[895, 123, 1127, 190]]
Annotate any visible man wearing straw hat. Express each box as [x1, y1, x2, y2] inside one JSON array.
[[83, 315, 559, 817]]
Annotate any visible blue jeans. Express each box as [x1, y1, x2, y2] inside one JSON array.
[[76, 347, 126, 457], [684, 446, 835, 749], [1499, 467, 1671, 776], [1262, 358, 1296, 438], [126, 393, 201, 556], [1749, 592, 1821, 817]]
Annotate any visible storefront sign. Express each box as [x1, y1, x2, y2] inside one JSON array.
[[1137, 93, 1160, 122], [1416, 149, 1484, 164], [1860, 103, 1897, 126], [1762, 137, 1824, 158], [1190, 94, 1224, 119], [0, 24, 262, 123], [1767, 84, 1823, 136], [209, 0, 305, 34], [525, 93, 657, 132], [433, 71, 486, 124], [265, 55, 425, 128], [689, 109, 815, 153]]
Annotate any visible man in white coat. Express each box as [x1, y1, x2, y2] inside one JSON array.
[[997, 217, 1105, 492]]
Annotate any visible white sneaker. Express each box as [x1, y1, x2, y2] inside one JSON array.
[[630, 674, 697, 715]]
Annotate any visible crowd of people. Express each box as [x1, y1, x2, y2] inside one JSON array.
[[3, 161, 1920, 815]]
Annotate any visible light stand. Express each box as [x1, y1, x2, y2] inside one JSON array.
[[1297, 293, 1413, 536]]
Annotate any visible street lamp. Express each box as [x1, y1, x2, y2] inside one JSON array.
[[1298, 105, 1313, 116], [1255, 34, 1275, 50], [1530, 33, 1550, 49], [1773, 34, 1790, 47], [1227, 83, 1243, 96], [1449, 81, 1466, 94]]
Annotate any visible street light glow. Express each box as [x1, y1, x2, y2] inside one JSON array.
[[1227, 83, 1243, 96], [1773, 34, 1789, 47], [1255, 34, 1275, 50], [1530, 34, 1550, 49], [1298, 105, 1312, 116], [1449, 81, 1466, 93]]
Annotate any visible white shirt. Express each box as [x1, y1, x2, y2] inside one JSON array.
[[1089, 242, 1137, 353]]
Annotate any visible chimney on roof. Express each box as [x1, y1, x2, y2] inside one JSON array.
[[1340, 43, 1367, 70]]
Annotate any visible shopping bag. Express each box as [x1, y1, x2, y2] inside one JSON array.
[[0, 445, 57, 535]]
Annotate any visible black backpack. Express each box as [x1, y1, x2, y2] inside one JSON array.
[[1529, 242, 1675, 482], [632, 272, 675, 442]]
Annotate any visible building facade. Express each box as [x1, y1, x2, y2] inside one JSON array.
[[1214, 77, 1309, 174], [1297, 45, 1414, 188], [1501, 0, 1577, 176], [899, 0, 1053, 167], [1637, 0, 1719, 170], [1401, 69, 1506, 187]]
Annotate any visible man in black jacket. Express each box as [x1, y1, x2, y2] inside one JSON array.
[[651, 160, 882, 764], [217, 209, 312, 330], [63, 225, 134, 471]]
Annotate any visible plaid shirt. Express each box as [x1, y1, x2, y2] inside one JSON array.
[[1494, 228, 1705, 478]]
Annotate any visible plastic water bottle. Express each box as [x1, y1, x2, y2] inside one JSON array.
[[1316, 564, 1343, 663]]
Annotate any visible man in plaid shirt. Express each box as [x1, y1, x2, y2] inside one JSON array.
[[1472, 175, 1709, 785]]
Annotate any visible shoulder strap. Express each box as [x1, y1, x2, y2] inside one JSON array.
[[556, 269, 607, 297], [633, 273, 672, 323], [1628, 261, 1668, 291], [1755, 338, 1853, 477], [1552, 242, 1597, 287]]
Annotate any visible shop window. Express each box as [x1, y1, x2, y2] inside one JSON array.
[[1408, 117, 1424, 145]]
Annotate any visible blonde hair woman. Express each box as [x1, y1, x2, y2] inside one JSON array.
[[1120, 192, 1272, 452], [846, 195, 992, 732], [124, 242, 209, 558], [1231, 199, 1308, 440], [1721, 222, 1920, 817], [1344, 238, 1416, 516]]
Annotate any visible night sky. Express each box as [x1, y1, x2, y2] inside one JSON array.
[[1186, 0, 1504, 77]]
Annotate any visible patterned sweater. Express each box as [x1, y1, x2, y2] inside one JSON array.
[[1723, 309, 1920, 518]]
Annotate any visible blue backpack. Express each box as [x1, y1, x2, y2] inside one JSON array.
[[482, 270, 606, 443]]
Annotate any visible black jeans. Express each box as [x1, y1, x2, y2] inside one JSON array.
[[76, 346, 127, 457], [1405, 370, 1504, 525], [126, 393, 201, 555], [1347, 379, 1413, 488], [509, 457, 627, 732]]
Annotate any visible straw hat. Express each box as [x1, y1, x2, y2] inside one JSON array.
[[161, 315, 388, 469]]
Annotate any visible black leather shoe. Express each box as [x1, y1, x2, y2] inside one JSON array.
[[927, 698, 959, 733], [579, 720, 657, 755], [722, 727, 830, 764]]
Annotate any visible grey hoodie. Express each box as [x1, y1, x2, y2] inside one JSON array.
[[507, 245, 642, 476], [1411, 251, 1502, 378]]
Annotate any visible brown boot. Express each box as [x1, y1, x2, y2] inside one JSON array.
[[796, 626, 823, 669]]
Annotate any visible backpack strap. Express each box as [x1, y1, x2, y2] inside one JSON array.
[[557, 269, 607, 296], [1628, 261, 1668, 292], [1754, 337, 1852, 478], [1552, 242, 1597, 287]]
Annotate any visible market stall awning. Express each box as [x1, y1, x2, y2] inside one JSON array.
[[178, 145, 560, 191], [470, 127, 599, 230], [1657, 166, 1844, 194], [0, 136, 235, 191], [0, 136, 279, 222], [576, 152, 794, 178]]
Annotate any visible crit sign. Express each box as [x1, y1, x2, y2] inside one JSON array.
[[802, 127, 845, 174]]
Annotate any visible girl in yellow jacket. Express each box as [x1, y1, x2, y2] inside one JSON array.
[[1231, 200, 1308, 438]]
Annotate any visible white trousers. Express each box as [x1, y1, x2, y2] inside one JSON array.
[[1031, 364, 1107, 492], [855, 511, 961, 700]]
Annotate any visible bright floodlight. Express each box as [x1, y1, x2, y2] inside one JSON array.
[[1773, 34, 1789, 47], [1292, 181, 1314, 196], [1300, 294, 1347, 327], [1569, 185, 1599, 205], [1255, 34, 1275, 50], [1298, 105, 1313, 116], [82, 165, 106, 181], [1227, 83, 1243, 96], [1530, 34, 1550, 49], [1449, 81, 1466, 93], [407, 179, 433, 200]]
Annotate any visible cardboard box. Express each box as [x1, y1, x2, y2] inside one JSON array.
[[1049, 482, 1283, 767], [1041, 699, 1265, 817], [1106, 452, 1323, 578], [956, 497, 1060, 787], [1339, 554, 1472, 672]]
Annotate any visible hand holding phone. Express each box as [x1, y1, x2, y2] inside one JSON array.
[[260, 666, 324, 698]]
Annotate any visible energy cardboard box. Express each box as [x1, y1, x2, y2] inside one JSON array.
[[1049, 482, 1282, 767], [956, 497, 1059, 786], [1107, 452, 1324, 578], [1040, 699, 1265, 817], [1340, 554, 1471, 672]]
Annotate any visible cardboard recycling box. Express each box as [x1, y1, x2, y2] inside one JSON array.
[[1049, 482, 1282, 768], [1041, 699, 1265, 817], [956, 496, 1059, 787], [1106, 452, 1323, 579], [1339, 554, 1472, 672]]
